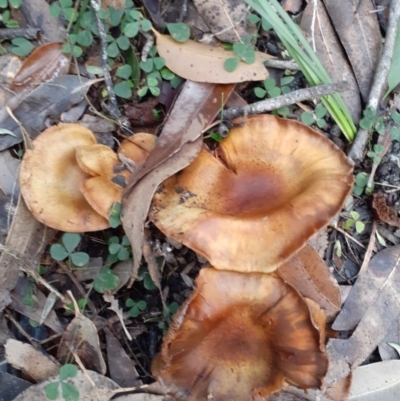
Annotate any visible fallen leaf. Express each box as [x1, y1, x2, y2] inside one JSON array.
[[379, 320, 400, 360], [301, 0, 361, 123], [326, 245, 400, 386], [122, 81, 234, 283], [0, 149, 20, 196], [347, 360, 400, 400], [372, 192, 400, 228], [21, 0, 67, 43], [277, 244, 341, 322], [12, 370, 119, 401], [0, 196, 56, 312], [0, 372, 32, 401], [0, 43, 70, 123], [193, 0, 256, 43], [5, 339, 60, 382], [58, 310, 107, 374], [323, 0, 382, 101], [332, 245, 400, 331], [0, 75, 97, 151], [154, 31, 271, 83], [105, 327, 142, 388]]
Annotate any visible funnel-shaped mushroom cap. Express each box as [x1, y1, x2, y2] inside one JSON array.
[[19, 124, 109, 232], [153, 268, 328, 401], [150, 115, 353, 273], [76, 144, 130, 219], [118, 133, 156, 165], [77, 135, 155, 219]]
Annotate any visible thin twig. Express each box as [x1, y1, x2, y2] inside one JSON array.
[[348, 0, 400, 162], [0, 28, 39, 40], [224, 81, 348, 119], [355, 221, 377, 276], [264, 59, 299, 70], [329, 224, 366, 249], [5, 310, 39, 348]]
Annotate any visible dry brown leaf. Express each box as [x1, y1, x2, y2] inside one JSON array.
[[104, 327, 142, 388], [326, 245, 400, 387], [193, 0, 255, 43], [58, 311, 107, 374], [372, 192, 400, 228], [0, 43, 70, 123], [154, 31, 271, 83], [323, 0, 382, 101], [21, 0, 67, 44], [121, 81, 234, 283], [0, 196, 56, 312], [301, 0, 361, 123], [277, 245, 341, 322], [5, 339, 60, 382], [12, 370, 119, 401]]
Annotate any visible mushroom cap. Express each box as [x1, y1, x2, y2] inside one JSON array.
[[150, 115, 353, 273], [19, 124, 109, 232], [153, 268, 328, 401], [76, 144, 130, 219], [118, 133, 156, 165]]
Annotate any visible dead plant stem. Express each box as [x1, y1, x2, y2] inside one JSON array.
[[348, 0, 400, 162]]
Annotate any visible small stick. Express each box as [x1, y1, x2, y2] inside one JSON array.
[[5, 310, 39, 348], [224, 81, 348, 120], [0, 28, 39, 40], [329, 224, 366, 249], [264, 59, 299, 71], [348, 0, 400, 162]]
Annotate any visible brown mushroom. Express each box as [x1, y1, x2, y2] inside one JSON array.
[[76, 134, 156, 218], [153, 268, 328, 401], [19, 124, 109, 232], [150, 115, 353, 273], [75, 144, 129, 219]]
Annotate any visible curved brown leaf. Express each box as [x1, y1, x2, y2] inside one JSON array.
[[154, 31, 271, 83], [300, 0, 361, 123], [278, 245, 341, 322], [323, 0, 381, 101]]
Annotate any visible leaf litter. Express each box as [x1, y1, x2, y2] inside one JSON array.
[[1, 0, 400, 400]]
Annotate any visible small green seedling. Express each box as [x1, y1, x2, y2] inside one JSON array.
[[50, 233, 89, 267], [254, 77, 293, 99], [359, 107, 385, 135], [65, 298, 88, 315], [343, 211, 365, 234], [224, 37, 257, 72], [126, 298, 147, 317], [93, 268, 120, 293], [137, 266, 157, 290], [300, 104, 328, 128], [107, 235, 131, 265], [376, 230, 387, 247], [45, 364, 79, 401], [108, 202, 121, 228], [334, 239, 342, 258], [367, 144, 384, 165], [353, 172, 372, 196], [167, 22, 190, 43]]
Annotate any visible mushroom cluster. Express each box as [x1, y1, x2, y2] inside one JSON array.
[[149, 115, 353, 400], [19, 124, 155, 232]]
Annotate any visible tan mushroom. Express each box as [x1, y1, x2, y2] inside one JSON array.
[[76, 134, 156, 218], [150, 115, 353, 273], [19, 124, 109, 232], [153, 267, 328, 401]]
